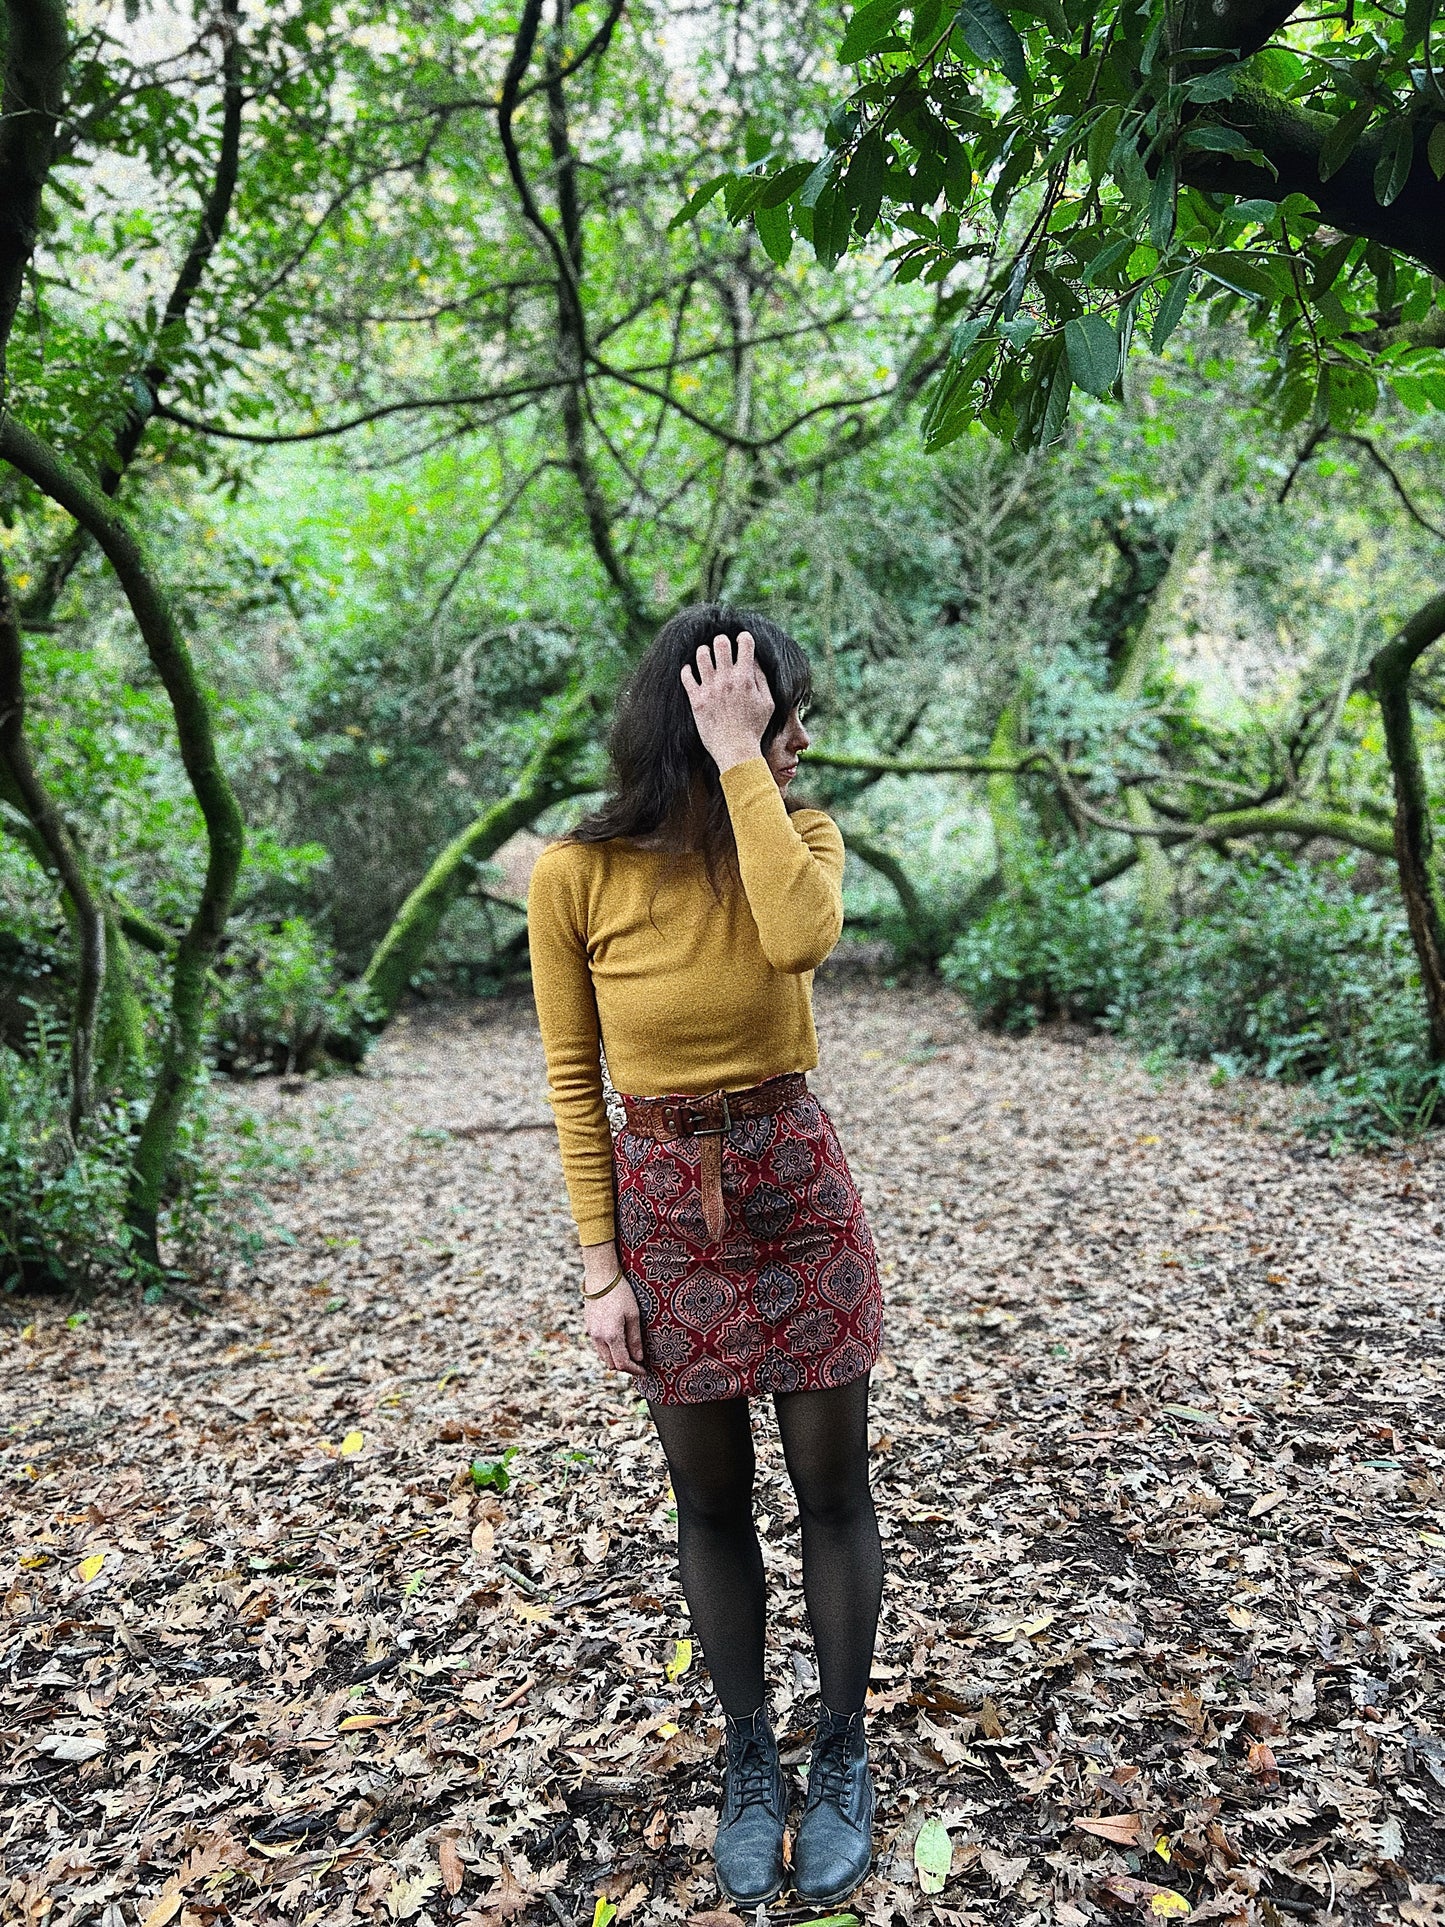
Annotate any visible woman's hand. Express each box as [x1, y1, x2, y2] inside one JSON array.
[[582, 1239, 646, 1379], [681, 630, 775, 774]]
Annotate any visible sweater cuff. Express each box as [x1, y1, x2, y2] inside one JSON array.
[[719, 754, 780, 810], [576, 1209, 617, 1247]]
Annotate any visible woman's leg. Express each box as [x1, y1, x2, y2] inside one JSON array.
[[648, 1395, 767, 1717], [772, 1374, 883, 1716]]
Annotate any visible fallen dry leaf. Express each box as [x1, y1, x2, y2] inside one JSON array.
[[35, 1732, 107, 1763], [1246, 1739, 1280, 1787], [1076, 1815, 1145, 1846], [471, 1865, 532, 1923], [439, 1835, 465, 1896]]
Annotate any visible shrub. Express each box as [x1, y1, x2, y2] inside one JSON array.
[[212, 915, 375, 1075], [941, 844, 1150, 1032], [944, 846, 1445, 1143], [1135, 854, 1445, 1143], [0, 1014, 143, 1290], [0, 1006, 289, 1294]]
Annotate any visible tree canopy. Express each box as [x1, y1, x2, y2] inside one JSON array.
[[711, 0, 1445, 448], [3, 0, 1445, 1289]]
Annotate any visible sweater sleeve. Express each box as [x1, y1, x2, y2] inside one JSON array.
[[526, 847, 617, 1246], [718, 757, 845, 973]]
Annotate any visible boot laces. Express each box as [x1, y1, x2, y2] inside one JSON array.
[[730, 1725, 776, 1808], [811, 1720, 854, 1807]]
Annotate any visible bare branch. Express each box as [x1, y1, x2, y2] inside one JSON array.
[[1334, 433, 1445, 543], [495, 0, 647, 635], [152, 377, 573, 444], [108, 0, 243, 481], [428, 459, 565, 625]]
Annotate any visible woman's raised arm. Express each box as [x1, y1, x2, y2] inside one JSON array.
[[720, 758, 844, 973], [678, 628, 844, 974]]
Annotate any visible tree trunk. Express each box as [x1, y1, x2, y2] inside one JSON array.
[[986, 703, 1027, 894], [21, 0, 243, 623], [1110, 455, 1224, 922], [843, 831, 949, 965], [344, 700, 596, 1046], [0, 0, 68, 383], [354, 778, 592, 1033], [0, 792, 148, 1085], [0, 416, 245, 1262], [1370, 589, 1445, 1062], [498, 0, 652, 647], [0, 551, 107, 1131]]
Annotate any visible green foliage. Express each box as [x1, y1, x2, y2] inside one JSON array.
[[714, 0, 1445, 449], [212, 916, 376, 1076], [0, 1012, 142, 1290], [0, 917, 66, 1052], [944, 849, 1445, 1142], [1139, 854, 1445, 1142], [0, 992, 296, 1292], [470, 1448, 518, 1493], [942, 843, 1148, 1029]]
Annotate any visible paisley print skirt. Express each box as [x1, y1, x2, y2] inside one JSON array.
[[612, 1082, 885, 1405]]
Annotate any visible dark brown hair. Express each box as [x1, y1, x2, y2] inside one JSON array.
[[567, 602, 811, 892]]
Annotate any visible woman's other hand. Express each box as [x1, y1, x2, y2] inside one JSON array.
[[582, 1239, 646, 1379], [681, 630, 775, 773]]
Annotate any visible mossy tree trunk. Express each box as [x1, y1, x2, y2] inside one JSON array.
[[986, 703, 1027, 895], [343, 699, 597, 1048], [353, 779, 589, 1032], [0, 551, 108, 1129], [1369, 589, 1445, 1063], [1108, 456, 1224, 923], [0, 417, 246, 1261]]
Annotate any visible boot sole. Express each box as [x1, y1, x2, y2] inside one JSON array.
[[793, 1868, 870, 1907], [716, 1875, 785, 1907]]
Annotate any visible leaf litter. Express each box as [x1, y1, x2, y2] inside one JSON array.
[[3, 978, 1444, 1926]]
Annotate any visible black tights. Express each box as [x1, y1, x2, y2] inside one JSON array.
[[648, 1374, 883, 1719]]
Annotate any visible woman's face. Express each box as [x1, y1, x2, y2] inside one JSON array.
[[765, 706, 810, 793]]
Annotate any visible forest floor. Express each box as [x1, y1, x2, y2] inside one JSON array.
[[5, 978, 1445, 1927]]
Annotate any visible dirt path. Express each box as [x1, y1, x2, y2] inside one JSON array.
[[4, 981, 1444, 1926]]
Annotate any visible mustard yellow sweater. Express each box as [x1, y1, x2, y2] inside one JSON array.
[[527, 756, 845, 1244]]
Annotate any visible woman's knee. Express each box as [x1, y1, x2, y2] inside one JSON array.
[[787, 1458, 873, 1530], [672, 1458, 757, 1530]]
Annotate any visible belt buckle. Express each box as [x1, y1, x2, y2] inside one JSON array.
[[682, 1090, 731, 1135]]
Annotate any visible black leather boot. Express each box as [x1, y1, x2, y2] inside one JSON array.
[[713, 1705, 788, 1906], [792, 1705, 875, 1904]]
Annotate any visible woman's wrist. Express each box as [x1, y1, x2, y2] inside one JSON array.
[[581, 1238, 620, 1288], [709, 740, 763, 775]]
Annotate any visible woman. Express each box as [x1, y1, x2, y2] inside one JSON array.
[[527, 605, 886, 1908]]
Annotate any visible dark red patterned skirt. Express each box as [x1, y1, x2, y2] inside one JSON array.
[[612, 1080, 884, 1405]]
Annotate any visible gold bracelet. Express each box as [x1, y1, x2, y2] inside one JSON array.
[[582, 1263, 625, 1301]]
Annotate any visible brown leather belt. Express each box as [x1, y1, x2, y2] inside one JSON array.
[[619, 1072, 808, 1242]]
